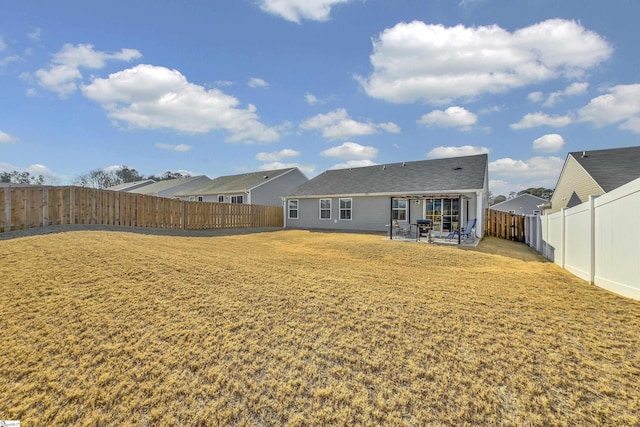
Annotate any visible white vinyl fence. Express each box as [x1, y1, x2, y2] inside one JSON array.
[[536, 177, 640, 300]]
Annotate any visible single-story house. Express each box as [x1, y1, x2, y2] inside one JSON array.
[[283, 154, 489, 238], [546, 146, 640, 213], [490, 193, 547, 215], [107, 179, 156, 192], [174, 168, 308, 207], [126, 175, 212, 199]]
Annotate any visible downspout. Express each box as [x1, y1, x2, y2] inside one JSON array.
[[389, 197, 393, 240]]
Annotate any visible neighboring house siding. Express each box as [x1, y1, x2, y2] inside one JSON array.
[[549, 156, 603, 213], [251, 169, 308, 206]]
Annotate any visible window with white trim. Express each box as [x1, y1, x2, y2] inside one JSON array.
[[197, 196, 203, 202], [339, 198, 352, 220], [392, 199, 407, 221], [319, 199, 331, 220], [288, 200, 299, 219], [188, 196, 196, 202], [218, 195, 224, 203], [231, 195, 244, 204]]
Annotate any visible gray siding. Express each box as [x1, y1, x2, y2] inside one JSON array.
[[251, 169, 308, 206], [286, 193, 481, 235], [286, 196, 392, 232]]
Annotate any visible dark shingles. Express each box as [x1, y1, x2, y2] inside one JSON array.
[[286, 155, 487, 197], [571, 146, 640, 192], [177, 168, 297, 195]]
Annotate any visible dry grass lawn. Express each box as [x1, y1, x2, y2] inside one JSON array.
[[1, 229, 639, 425]]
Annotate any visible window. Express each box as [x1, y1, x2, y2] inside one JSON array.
[[188, 196, 196, 202], [218, 195, 224, 203], [231, 195, 244, 204], [533, 210, 541, 216], [392, 199, 407, 221], [197, 196, 203, 202], [288, 200, 299, 219], [339, 198, 352, 220], [319, 199, 331, 220]]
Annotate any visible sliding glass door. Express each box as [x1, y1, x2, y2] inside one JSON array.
[[424, 198, 460, 234]]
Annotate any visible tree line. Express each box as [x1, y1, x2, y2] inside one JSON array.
[[0, 166, 190, 189]]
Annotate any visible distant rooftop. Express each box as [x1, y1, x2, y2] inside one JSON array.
[[175, 168, 299, 196]]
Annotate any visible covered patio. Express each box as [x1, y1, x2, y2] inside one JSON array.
[[387, 194, 479, 246]]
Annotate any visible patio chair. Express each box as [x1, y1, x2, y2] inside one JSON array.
[[392, 220, 411, 238], [448, 218, 477, 242]]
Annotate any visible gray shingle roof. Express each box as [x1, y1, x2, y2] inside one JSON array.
[[128, 175, 209, 194], [286, 155, 487, 197], [174, 168, 297, 196], [570, 146, 640, 192]]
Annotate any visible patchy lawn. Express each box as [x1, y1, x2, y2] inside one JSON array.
[[1, 230, 639, 425]]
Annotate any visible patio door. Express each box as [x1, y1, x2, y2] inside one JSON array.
[[423, 198, 460, 234]]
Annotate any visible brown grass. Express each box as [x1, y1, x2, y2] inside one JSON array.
[[1, 229, 639, 425]]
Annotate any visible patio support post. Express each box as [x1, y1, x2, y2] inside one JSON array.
[[389, 197, 393, 240], [458, 195, 463, 245]]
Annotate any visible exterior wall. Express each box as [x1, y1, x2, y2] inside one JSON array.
[[286, 196, 391, 232], [285, 192, 481, 235], [539, 177, 640, 300], [549, 155, 603, 213], [251, 169, 308, 206]]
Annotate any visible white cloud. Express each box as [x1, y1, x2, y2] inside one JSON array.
[[576, 84, 640, 131], [427, 145, 489, 159], [82, 64, 279, 143], [358, 19, 611, 104], [258, 0, 353, 23], [256, 149, 301, 162], [0, 130, 17, 144], [300, 108, 400, 139], [155, 143, 192, 152], [532, 134, 565, 153], [543, 82, 589, 107], [305, 93, 319, 105], [320, 142, 378, 160], [489, 156, 564, 183], [27, 27, 42, 42], [248, 77, 269, 88], [528, 91, 544, 102], [35, 43, 142, 97], [510, 112, 573, 129], [329, 159, 377, 170], [418, 106, 477, 130], [259, 161, 315, 176]]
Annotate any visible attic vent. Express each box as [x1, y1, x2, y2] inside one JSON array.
[[263, 175, 269, 179], [582, 151, 588, 158], [402, 162, 406, 166], [453, 166, 462, 170], [382, 165, 386, 170]]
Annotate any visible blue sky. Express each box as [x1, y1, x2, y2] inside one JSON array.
[[1, 0, 639, 195]]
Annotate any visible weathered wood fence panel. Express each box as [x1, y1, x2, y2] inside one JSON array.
[[0, 186, 283, 233], [484, 209, 526, 242]]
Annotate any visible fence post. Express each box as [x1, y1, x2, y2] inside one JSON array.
[[560, 207, 567, 268], [588, 195, 597, 284]]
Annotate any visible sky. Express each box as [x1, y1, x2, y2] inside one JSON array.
[[1, 0, 639, 195]]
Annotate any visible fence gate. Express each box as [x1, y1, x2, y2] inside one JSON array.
[[484, 209, 526, 242]]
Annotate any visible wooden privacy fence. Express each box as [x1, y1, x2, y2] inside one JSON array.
[[1, 186, 283, 233], [484, 208, 526, 242]]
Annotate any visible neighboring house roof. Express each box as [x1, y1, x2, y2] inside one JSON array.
[[566, 191, 583, 209], [571, 146, 640, 192], [286, 155, 488, 198], [490, 193, 547, 214], [107, 179, 156, 192], [128, 175, 210, 195], [174, 168, 301, 196]]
